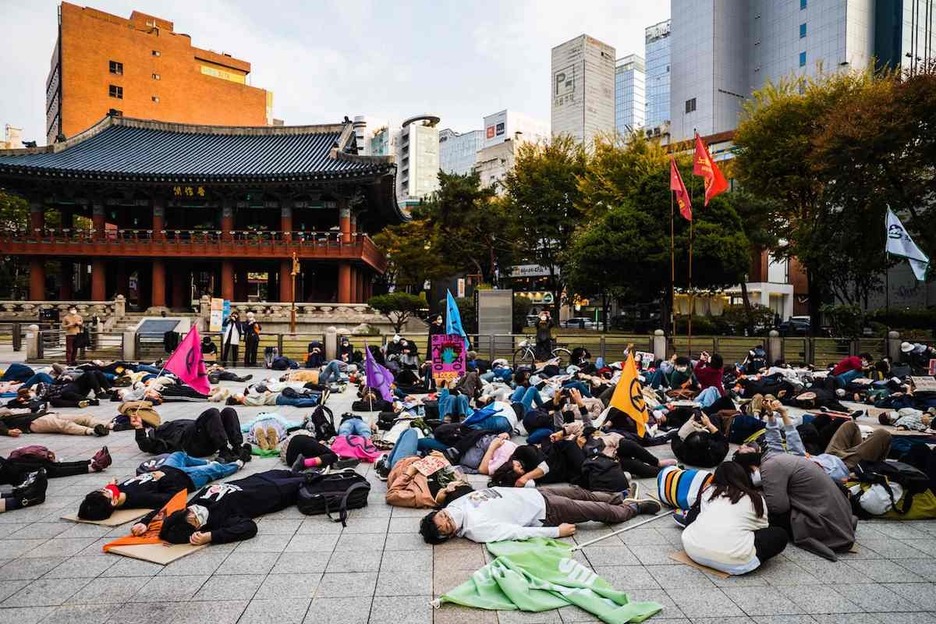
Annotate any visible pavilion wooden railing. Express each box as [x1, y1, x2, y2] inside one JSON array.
[[0, 228, 387, 272]]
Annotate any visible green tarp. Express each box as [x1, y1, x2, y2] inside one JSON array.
[[433, 538, 662, 623]]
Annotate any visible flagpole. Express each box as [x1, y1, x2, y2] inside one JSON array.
[[570, 510, 675, 551], [688, 217, 694, 358], [885, 252, 890, 328], [670, 188, 676, 346]]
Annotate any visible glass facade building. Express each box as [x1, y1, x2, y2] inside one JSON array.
[[644, 20, 671, 130], [614, 55, 646, 134]]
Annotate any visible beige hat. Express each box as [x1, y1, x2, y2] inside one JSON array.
[[901, 341, 914, 353]]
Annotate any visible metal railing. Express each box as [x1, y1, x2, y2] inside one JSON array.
[[35, 329, 124, 362]]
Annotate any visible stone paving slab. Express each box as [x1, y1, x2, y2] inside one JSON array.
[[0, 363, 934, 623]]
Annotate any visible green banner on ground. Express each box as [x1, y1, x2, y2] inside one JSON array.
[[434, 538, 662, 623]]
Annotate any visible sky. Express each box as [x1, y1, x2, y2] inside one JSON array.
[[0, 0, 669, 144]]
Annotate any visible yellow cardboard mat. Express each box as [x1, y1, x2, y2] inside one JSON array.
[[61, 508, 151, 526], [107, 542, 206, 565], [668, 551, 731, 579]]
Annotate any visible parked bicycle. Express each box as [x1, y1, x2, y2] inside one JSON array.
[[513, 339, 572, 368]]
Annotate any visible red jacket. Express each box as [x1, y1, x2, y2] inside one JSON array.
[[694, 362, 725, 396], [831, 356, 863, 377]]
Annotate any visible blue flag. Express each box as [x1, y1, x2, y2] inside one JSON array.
[[445, 290, 469, 348]]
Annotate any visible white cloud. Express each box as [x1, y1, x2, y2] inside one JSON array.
[[0, 0, 668, 144]]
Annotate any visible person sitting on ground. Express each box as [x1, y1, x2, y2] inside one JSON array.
[[338, 336, 356, 364], [386, 451, 474, 509], [900, 341, 936, 374], [694, 351, 725, 396], [671, 410, 729, 468], [131, 407, 252, 462], [1, 446, 110, 487], [680, 461, 788, 575], [155, 469, 312, 544], [828, 353, 872, 388], [734, 442, 856, 561], [78, 451, 243, 520], [0, 469, 47, 513], [419, 484, 661, 544], [201, 336, 218, 362]]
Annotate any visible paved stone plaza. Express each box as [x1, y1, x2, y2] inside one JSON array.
[[1, 363, 935, 624]]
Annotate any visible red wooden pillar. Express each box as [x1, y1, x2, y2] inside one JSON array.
[[29, 257, 45, 300], [29, 202, 43, 239], [222, 202, 234, 242], [152, 199, 165, 240], [91, 259, 106, 301], [338, 263, 352, 304], [279, 259, 293, 303], [281, 205, 293, 241], [92, 204, 106, 240], [339, 201, 351, 244], [152, 259, 166, 307], [221, 260, 235, 301]]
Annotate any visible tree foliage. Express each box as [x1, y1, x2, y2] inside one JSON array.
[[367, 292, 426, 333], [372, 219, 454, 294]]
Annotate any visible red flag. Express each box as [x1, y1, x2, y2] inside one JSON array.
[[693, 133, 729, 205], [670, 157, 692, 221], [164, 326, 211, 395]]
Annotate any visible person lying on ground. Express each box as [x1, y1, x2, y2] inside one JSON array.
[[680, 461, 788, 575], [131, 407, 251, 462], [734, 442, 856, 561], [1, 446, 110, 487], [78, 451, 243, 520], [828, 353, 873, 389], [387, 452, 474, 509], [878, 408, 934, 432], [206, 364, 253, 384], [0, 469, 47, 513], [280, 429, 358, 472], [561, 423, 677, 478], [419, 484, 661, 544], [756, 400, 851, 482], [670, 410, 729, 468], [0, 408, 110, 437], [155, 469, 311, 544], [488, 439, 587, 488]]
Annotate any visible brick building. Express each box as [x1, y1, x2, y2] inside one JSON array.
[[47, 2, 271, 144]]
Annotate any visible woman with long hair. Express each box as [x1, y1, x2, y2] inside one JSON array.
[[680, 461, 788, 575]]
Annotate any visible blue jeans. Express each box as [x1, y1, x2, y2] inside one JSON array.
[[1, 363, 34, 383], [466, 415, 512, 434], [696, 386, 722, 408], [561, 380, 591, 398], [276, 395, 322, 408], [527, 428, 554, 444], [319, 360, 343, 384], [387, 428, 419, 468], [438, 388, 469, 419], [160, 451, 239, 488], [834, 369, 863, 388], [510, 386, 544, 412], [22, 372, 55, 388], [338, 418, 371, 438], [417, 437, 449, 453], [133, 364, 162, 374]]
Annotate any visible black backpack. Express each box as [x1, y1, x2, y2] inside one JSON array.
[[303, 405, 336, 441], [297, 469, 371, 526], [855, 460, 930, 514], [577, 454, 630, 493]]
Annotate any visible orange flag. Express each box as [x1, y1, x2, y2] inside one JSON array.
[[669, 157, 692, 221], [103, 489, 188, 551], [164, 326, 211, 395], [692, 133, 729, 205], [608, 353, 650, 438]]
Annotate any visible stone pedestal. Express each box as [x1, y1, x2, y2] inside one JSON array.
[[653, 329, 667, 361], [324, 326, 338, 361]]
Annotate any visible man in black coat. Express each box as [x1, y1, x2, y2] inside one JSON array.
[[132, 407, 251, 462], [156, 469, 307, 544]]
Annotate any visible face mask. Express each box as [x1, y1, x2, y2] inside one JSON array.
[[675, 366, 688, 373], [751, 469, 762, 487], [444, 507, 464, 533], [189, 504, 209, 528]]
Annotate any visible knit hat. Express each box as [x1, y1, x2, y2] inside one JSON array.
[[901, 341, 914, 353]]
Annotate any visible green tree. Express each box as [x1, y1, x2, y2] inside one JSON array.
[[367, 292, 426, 333], [0, 190, 28, 300], [502, 135, 587, 316], [372, 219, 454, 295]]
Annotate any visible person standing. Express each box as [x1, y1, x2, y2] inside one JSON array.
[[534, 311, 554, 361], [62, 306, 83, 366], [243, 312, 261, 367], [221, 311, 242, 368]]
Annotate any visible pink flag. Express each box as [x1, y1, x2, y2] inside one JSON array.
[[164, 326, 211, 395]]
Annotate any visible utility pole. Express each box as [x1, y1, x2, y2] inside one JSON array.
[[290, 252, 299, 334]]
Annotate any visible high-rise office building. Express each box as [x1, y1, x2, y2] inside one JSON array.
[[551, 35, 616, 144], [670, 0, 936, 142], [644, 20, 671, 131], [397, 115, 440, 207], [614, 55, 646, 134], [482, 109, 550, 149], [46, 2, 271, 144], [438, 128, 484, 176]]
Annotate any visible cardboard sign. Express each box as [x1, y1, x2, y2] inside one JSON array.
[[912, 376, 936, 392], [209, 298, 224, 332], [431, 334, 467, 382], [413, 455, 448, 477], [929, 359, 936, 376]]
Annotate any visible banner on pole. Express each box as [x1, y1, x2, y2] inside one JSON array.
[[432, 334, 467, 382]]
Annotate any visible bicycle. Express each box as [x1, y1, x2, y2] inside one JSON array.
[[513, 339, 572, 368]]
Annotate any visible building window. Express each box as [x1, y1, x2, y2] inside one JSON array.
[[152, 50, 160, 57], [109, 60, 123, 75], [685, 98, 697, 113], [108, 85, 123, 99], [151, 96, 159, 103], [799, 51, 807, 67], [800, 0, 807, 8], [800, 23, 807, 38], [152, 73, 160, 80]]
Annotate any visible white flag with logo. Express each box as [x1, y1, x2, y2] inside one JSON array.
[[886, 208, 929, 281]]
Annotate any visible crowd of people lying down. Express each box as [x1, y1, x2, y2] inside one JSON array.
[[1, 336, 935, 577]]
